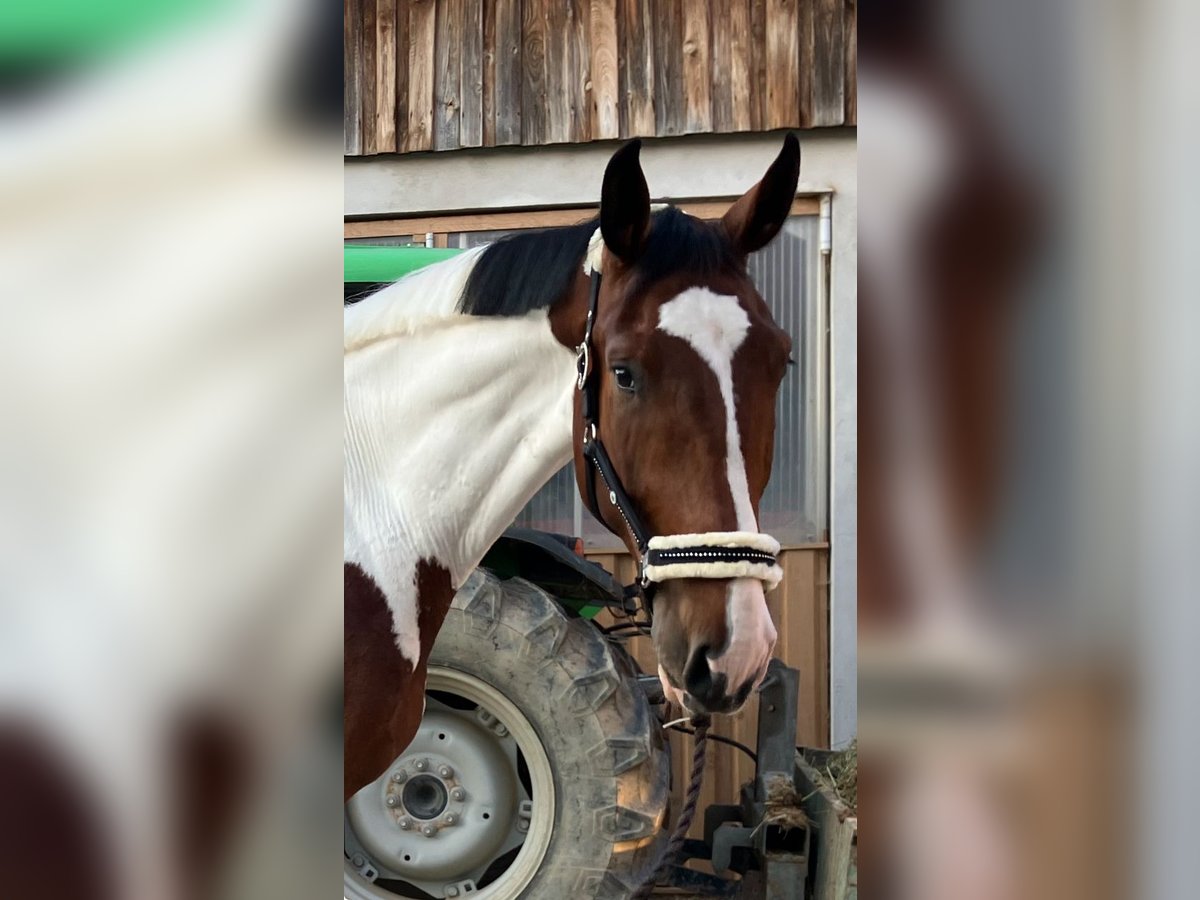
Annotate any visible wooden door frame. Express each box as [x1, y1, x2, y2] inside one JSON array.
[[344, 197, 821, 240]]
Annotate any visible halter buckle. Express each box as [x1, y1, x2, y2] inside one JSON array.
[[575, 341, 590, 389]]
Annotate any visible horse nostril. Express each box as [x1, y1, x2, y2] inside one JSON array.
[[683, 647, 727, 707]]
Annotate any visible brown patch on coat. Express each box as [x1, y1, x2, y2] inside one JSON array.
[[344, 560, 453, 802]]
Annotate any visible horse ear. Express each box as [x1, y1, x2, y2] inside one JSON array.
[[722, 133, 801, 255], [600, 139, 651, 264]]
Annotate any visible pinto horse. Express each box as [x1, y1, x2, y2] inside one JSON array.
[[344, 136, 801, 802]]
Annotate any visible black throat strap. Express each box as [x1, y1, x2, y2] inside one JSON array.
[[577, 270, 653, 557]]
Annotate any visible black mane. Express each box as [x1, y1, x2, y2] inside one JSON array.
[[458, 207, 741, 318], [458, 218, 598, 317]]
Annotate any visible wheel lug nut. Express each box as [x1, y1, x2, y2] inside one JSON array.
[[438, 764, 454, 778], [450, 787, 466, 801], [391, 770, 407, 783], [386, 796, 401, 808], [443, 813, 457, 826], [398, 817, 412, 830], [421, 824, 437, 837], [414, 759, 428, 772]]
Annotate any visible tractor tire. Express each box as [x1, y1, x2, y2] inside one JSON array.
[[345, 568, 670, 900]]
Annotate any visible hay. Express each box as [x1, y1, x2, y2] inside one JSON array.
[[813, 740, 858, 814], [757, 771, 809, 834]]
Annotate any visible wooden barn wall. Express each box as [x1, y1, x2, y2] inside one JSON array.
[[586, 545, 829, 838], [345, 0, 858, 156]]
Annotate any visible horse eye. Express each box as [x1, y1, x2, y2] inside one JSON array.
[[611, 366, 636, 392]]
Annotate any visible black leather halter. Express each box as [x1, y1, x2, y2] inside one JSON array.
[[574, 269, 782, 595]]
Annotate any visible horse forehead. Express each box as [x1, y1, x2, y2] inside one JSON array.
[[655, 287, 752, 364]]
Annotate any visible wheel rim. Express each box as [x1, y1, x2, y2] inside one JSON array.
[[345, 666, 556, 900]]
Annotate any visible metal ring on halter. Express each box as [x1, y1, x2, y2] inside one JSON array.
[[575, 342, 590, 389]]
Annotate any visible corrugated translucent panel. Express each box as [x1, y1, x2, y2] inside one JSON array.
[[442, 216, 826, 547]]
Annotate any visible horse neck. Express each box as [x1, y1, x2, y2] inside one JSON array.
[[344, 293, 578, 594]]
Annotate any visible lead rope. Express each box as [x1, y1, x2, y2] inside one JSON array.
[[629, 716, 710, 899]]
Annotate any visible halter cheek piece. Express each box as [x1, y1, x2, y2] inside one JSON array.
[[574, 266, 784, 603]]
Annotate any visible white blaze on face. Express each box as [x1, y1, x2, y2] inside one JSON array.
[[657, 289, 778, 694]]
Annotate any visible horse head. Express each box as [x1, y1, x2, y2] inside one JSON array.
[[562, 136, 801, 715]]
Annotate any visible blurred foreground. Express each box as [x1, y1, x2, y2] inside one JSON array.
[[858, 1, 1197, 899], [0, 2, 343, 898]]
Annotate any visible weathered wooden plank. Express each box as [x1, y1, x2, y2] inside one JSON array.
[[568, 0, 592, 142], [433, 0, 463, 150], [765, 0, 799, 130], [361, 0, 379, 154], [728, 0, 752, 130], [404, 0, 437, 152], [589, 0, 620, 139], [709, 0, 733, 132], [681, 0, 711, 133], [618, 0, 656, 137], [521, 0, 549, 144], [394, 0, 408, 150], [544, 1, 571, 143], [811, 0, 844, 126], [652, 0, 684, 136], [375, 0, 398, 152], [844, 0, 856, 125], [460, 0, 484, 147], [494, 0, 522, 144], [344, 0, 362, 155], [482, 0, 496, 145], [748, 0, 767, 131], [797, 0, 815, 126]]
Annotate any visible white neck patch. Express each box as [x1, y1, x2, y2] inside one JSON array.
[[657, 288, 757, 532]]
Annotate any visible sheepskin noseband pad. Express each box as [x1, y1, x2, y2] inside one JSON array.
[[643, 532, 783, 589]]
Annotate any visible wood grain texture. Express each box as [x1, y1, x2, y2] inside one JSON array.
[[433, 0, 462, 150], [403, 0, 437, 152], [568, 0, 592, 143], [589, 0, 620, 139], [728, 0, 752, 129], [521, 0, 549, 144], [844, 0, 856, 125], [394, 0, 408, 150], [653, 0, 684, 136], [344, 0, 362, 155], [619, 0, 656, 137], [681, 0, 711, 133], [765, 0, 799, 130], [797, 0, 815, 126], [494, 0, 523, 144], [482, 0, 496, 146], [460, 0, 484, 147], [710, 0, 734, 132], [543, 1, 571, 143], [375, 0, 397, 152], [749, 0, 767, 131], [345, 0, 858, 155], [811, 0, 844, 126], [360, 0, 379, 154]]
